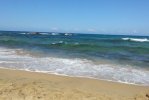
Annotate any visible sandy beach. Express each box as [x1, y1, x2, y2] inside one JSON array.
[[0, 68, 148, 100]]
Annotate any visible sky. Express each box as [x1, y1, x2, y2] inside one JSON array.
[[0, 0, 149, 35]]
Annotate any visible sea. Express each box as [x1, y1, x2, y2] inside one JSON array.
[[0, 31, 149, 86]]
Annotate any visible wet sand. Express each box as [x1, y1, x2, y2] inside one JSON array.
[[0, 68, 149, 100]]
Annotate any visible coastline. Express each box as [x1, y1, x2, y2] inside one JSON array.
[[0, 68, 149, 100], [0, 67, 147, 86]]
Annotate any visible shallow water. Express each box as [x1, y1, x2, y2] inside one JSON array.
[[0, 31, 149, 85]]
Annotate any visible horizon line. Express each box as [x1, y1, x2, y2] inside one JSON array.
[[0, 29, 149, 37]]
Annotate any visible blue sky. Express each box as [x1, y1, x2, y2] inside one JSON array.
[[0, 0, 149, 35]]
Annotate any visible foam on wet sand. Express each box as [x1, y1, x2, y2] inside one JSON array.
[[0, 68, 149, 100]]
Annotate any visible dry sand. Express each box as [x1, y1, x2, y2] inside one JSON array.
[[0, 68, 149, 100]]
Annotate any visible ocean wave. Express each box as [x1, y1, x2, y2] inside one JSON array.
[[64, 33, 73, 36], [0, 47, 149, 86], [39, 33, 50, 35], [18, 32, 59, 35], [122, 38, 149, 42], [51, 33, 59, 35], [19, 33, 28, 35]]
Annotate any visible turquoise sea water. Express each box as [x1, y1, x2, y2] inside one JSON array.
[[0, 31, 149, 85]]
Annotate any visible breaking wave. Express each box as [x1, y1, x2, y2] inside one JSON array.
[[0, 47, 149, 86], [122, 38, 149, 42]]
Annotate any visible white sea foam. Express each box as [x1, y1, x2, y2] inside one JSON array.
[[122, 38, 149, 42], [64, 33, 72, 36], [0, 47, 149, 86], [19, 33, 27, 35], [39, 33, 49, 35], [51, 33, 59, 35]]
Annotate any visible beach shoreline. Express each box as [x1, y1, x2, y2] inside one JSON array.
[[0, 68, 149, 100], [0, 33, 149, 86], [0, 67, 148, 87]]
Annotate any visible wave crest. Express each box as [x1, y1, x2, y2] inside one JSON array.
[[0, 47, 149, 86], [122, 38, 149, 42]]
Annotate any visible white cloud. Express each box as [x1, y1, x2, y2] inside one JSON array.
[[51, 27, 59, 31], [132, 30, 138, 34], [87, 28, 96, 32]]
